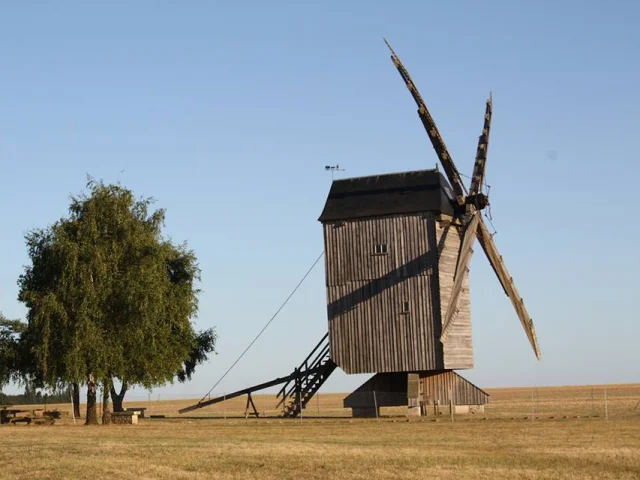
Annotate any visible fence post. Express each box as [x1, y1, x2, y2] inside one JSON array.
[[532, 390, 535, 422], [605, 388, 608, 421], [449, 388, 454, 423], [373, 391, 379, 422]]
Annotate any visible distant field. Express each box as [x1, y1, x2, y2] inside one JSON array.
[[2, 384, 640, 479]]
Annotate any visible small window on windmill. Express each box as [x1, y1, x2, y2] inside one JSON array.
[[401, 301, 410, 314], [374, 243, 388, 255]]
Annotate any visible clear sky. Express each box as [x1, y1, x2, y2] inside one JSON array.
[[2, 1, 639, 400]]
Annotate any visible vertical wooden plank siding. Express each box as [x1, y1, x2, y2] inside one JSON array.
[[325, 214, 443, 374], [324, 213, 475, 374], [343, 371, 490, 407], [436, 221, 474, 369], [419, 370, 489, 405]]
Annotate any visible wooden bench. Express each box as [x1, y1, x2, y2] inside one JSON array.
[[11, 417, 32, 425], [110, 411, 139, 425], [1, 407, 58, 426], [123, 407, 147, 418], [1, 408, 27, 425], [44, 410, 63, 419], [33, 417, 55, 426]]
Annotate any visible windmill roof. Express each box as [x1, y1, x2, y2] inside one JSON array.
[[318, 169, 455, 222]]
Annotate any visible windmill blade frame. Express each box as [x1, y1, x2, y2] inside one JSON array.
[[476, 217, 541, 360], [469, 94, 493, 198], [384, 39, 467, 206]]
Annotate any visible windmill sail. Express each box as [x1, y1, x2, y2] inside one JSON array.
[[385, 39, 540, 361], [469, 94, 493, 197], [476, 218, 541, 359], [384, 39, 467, 205]]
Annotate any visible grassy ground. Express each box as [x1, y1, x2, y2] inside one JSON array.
[[2, 384, 640, 479]]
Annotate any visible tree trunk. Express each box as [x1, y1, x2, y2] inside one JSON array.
[[85, 374, 99, 425], [72, 383, 81, 418], [102, 379, 111, 425], [110, 380, 128, 413]]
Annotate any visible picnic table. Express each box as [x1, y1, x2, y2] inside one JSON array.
[[1, 407, 29, 424], [1, 407, 54, 425], [123, 407, 147, 418]]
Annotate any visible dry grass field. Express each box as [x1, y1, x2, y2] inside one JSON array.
[[2, 384, 639, 479]]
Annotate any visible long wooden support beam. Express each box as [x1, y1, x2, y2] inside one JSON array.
[[178, 364, 327, 414]]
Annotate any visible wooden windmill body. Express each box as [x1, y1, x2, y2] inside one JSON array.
[[179, 41, 540, 419], [319, 42, 541, 417]]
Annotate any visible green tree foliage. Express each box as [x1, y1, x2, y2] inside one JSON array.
[[176, 328, 217, 383], [111, 328, 217, 412], [18, 180, 212, 424], [0, 313, 26, 389]]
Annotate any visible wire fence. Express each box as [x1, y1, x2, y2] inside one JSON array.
[[12, 385, 640, 423], [129, 385, 640, 421]]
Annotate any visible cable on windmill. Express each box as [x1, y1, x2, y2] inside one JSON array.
[[195, 251, 325, 405]]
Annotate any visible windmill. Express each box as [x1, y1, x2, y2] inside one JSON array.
[[318, 41, 540, 417], [383, 39, 540, 359], [179, 41, 540, 418]]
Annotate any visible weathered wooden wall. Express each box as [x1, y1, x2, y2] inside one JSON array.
[[324, 214, 434, 285], [420, 370, 489, 406], [436, 220, 474, 369], [327, 277, 439, 373], [323, 212, 474, 374], [343, 370, 490, 408], [325, 214, 441, 374]]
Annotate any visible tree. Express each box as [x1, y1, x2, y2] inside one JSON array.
[[110, 327, 217, 412], [176, 328, 217, 383], [18, 180, 209, 424], [72, 383, 81, 418], [0, 313, 26, 390]]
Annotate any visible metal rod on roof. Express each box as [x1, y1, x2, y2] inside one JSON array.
[[325, 165, 345, 180]]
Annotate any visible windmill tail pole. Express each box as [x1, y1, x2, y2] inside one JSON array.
[[178, 365, 327, 414], [179, 402, 206, 415]]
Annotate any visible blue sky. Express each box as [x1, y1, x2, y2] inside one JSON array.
[[1, 1, 639, 399]]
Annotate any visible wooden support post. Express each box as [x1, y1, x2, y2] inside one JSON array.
[[532, 390, 535, 422], [294, 368, 302, 416], [373, 391, 379, 422], [250, 394, 259, 418], [244, 393, 260, 419]]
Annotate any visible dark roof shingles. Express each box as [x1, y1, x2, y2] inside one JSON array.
[[318, 169, 455, 222]]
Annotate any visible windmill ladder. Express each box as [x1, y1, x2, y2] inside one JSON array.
[[178, 333, 335, 417]]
